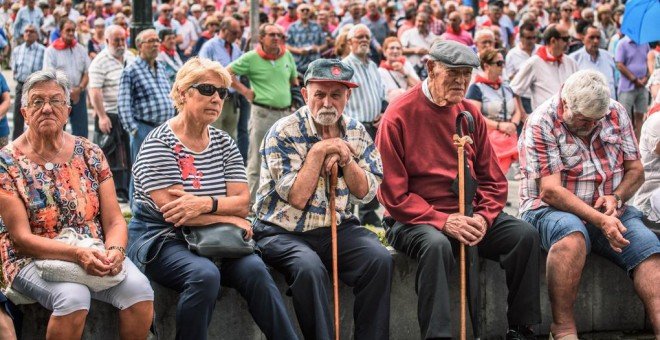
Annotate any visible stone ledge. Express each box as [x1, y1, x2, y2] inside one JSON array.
[[19, 251, 652, 339]]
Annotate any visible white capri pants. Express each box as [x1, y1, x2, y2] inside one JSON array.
[[12, 259, 154, 316]]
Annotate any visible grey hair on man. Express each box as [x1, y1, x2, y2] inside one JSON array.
[[21, 69, 71, 108], [474, 28, 495, 42], [135, 28, 157, 46], [561, 69, 611, 119], [104, 24, 125, 41], [347, 23, 371, 40]]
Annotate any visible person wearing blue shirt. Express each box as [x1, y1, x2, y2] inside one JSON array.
[[0, 73, 11, 148], [12, 0, 43, 43], [569, 25, 617, 99]]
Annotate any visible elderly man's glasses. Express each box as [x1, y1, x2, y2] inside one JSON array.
[[191, 83, 229, 99], [143, 38, 161, 44], [30, 98, 68, 110]]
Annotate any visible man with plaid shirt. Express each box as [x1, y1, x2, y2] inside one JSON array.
[[118, 28, 175, 165], [519, 70, 660, 339]]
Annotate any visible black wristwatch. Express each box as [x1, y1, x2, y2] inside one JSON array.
[[613, 193, 622, 209], [210, 196, 218, 213]]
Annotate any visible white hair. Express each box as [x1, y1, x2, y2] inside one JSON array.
[[474, 29, 495, 42], [347, 23, 371, 40], [104, 24, 124, 41], [561, 70, 611, 119], [22, 70, 71, 108]]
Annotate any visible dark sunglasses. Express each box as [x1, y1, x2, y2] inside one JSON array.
[[191, 83, 229, 99], [559, 35, 571, 42], [491, 60, 505, 67]]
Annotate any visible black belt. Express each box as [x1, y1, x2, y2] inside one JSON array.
[[252, 102, 290, 111], [135, 118, 161, 127]]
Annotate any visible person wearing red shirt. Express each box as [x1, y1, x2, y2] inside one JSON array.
[[376, 40, 541, 340]]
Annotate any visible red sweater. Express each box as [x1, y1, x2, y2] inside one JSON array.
[[375, 84, 507, 230]]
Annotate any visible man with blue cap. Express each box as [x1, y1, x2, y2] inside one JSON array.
[[252, 58, 393, 340], [376, 39, 541, 339]]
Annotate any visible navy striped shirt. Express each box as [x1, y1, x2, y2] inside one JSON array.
[[133, 121, 247, 211]]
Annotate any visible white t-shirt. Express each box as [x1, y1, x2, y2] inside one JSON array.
[[400, 28, 437, 68]]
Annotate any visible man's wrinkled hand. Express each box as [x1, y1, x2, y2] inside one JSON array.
[[598, 214, 630, 253], [443, 213, 486, 246], [594, 195, 618, 216]]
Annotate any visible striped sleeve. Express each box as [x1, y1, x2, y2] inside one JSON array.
[[220, 133, 248, 182], [133, 136, 182, 193], [520, 115, 563, 179]]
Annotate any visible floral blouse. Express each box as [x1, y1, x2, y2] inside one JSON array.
[[0, 137, 112, 289]]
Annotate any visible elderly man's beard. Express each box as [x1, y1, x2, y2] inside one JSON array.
[[109, 45, 125, 58], [312, 107, 341, 126], [564, 113, 597, 137]]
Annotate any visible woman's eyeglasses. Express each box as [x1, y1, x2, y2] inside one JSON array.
[[191, 83, 229, 99], [491, 60, 505, 67]]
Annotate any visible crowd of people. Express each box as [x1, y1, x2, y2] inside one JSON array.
[[0, 0, 658, 339]]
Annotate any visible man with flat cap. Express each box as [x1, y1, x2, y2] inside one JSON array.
[[376, 40, 541, 339], [252, 58, 393, 340]]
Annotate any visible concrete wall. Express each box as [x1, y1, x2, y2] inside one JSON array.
[[19, 251, 652, 339]]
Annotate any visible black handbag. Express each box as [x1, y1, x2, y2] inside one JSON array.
[[181, 223, 256, 258]]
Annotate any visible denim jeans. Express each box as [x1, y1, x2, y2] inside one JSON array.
[[69, 90, 88, 138]]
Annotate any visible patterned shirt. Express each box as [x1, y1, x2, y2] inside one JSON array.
[[11, 42, 45, 83], [286, 20, 325, 73], [0, 138, 112, 289], [255, 106, 383, 232], [342, 53, 385, 123], [118, 57, 175, 132], [518, 95, 641, 213], [88, 49, 135, 115]]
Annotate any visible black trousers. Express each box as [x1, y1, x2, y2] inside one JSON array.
[[254, 218, 393, 340], [357, 123, 382, 226], [386, 212, 541, 339], [12, 81, 24, 140]]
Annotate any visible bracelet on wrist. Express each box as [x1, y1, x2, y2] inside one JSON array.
[[107, 246, 126, 257]]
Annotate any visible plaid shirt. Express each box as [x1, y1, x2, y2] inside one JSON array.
[[118, 58, 175, 132], [11, 42, 45, 82], [254, 106, 383, 232], [518, 95, 641, 213]]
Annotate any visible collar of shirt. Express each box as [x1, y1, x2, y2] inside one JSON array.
[[347, 53, 370, 66], [137, 57, 161, 71]]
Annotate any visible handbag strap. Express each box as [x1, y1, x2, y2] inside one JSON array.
[[136, 227, 177, 265], [501, 86, 508, 122]]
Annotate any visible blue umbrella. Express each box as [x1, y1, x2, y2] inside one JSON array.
[[621, 0, 660, 44]]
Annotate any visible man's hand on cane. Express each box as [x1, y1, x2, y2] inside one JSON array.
[[443, 213, 486, 246]]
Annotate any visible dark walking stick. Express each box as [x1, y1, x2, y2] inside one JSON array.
[[329, 163, 340, 340], [453, 112, 475, 340]]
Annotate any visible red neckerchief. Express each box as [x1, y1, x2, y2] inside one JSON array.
[[158, 17, 171, 27], [201, 30, 214, 39], [460, 21, 475, 32], [51, 38, 77, 50], [159, 45, 176, 57], [536, 45, 563, 64], [379, 57, 406, 70], [178, 17, 187, 25], [474, 75, 502, 89], [366, 11, 380, 21], [481, 18, 493, 27], [256, 44, 285, 60]]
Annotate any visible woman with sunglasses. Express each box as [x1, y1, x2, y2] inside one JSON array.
[[466, 49, 523, 174], [127, 57, 298, 340]]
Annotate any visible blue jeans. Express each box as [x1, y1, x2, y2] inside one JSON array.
[[128, 121, 157, 207], [69, 90, 88, 138], [144, 235, 298, 340], [522, 206, 660, 274]]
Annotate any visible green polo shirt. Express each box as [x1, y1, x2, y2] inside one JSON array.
[[229, 50, 298, 108]]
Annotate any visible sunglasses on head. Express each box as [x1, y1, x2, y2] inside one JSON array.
[[191, 83, 229, 99]]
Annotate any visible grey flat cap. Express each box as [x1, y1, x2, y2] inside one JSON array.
[[428, 40, 480, 69]]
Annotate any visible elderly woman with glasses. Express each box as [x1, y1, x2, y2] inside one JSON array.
[[127, 57, 297, 340], [0, 70, 154, 339], [466, 49, 523, 174], [378, 36, 420, 102]]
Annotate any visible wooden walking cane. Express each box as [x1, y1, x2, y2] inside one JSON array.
[[453, 130, 473, 340], [329, 163, 340, 340]]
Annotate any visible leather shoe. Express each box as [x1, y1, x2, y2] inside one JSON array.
[[506, 327, 537, 340]]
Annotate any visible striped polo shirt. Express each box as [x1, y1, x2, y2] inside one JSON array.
[[133, 121, 247, 211], [342, 53, 385, 123], [88, 49, 135, 114]]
